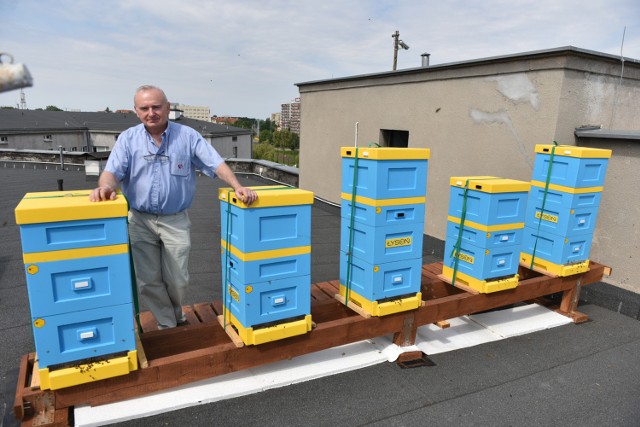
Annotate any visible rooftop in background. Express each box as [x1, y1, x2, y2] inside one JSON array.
[[0, 109, 250, 137]]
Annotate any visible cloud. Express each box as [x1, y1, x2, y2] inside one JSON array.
[[1, 0, 638, 118]]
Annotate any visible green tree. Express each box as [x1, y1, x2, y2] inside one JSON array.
[[45, 105, 63, 111], [259, 129, 273, 144]]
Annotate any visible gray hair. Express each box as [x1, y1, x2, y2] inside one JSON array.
[[134, 85, 168, 104]]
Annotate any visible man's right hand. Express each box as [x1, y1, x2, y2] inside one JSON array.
[[89, 186, 117, 202]]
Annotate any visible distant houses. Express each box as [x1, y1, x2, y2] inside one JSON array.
[[0, 109, 252, 159]]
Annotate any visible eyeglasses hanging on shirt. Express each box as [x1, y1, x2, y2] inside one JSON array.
[[144, 137, 169, 163]]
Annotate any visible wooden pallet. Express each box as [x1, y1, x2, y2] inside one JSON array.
[[13, 261, 610, 425]]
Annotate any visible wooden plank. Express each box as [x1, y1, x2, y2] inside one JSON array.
[[13, 353, 31, 420], [216, 315, 245, 348], [30, 358, 40, 390], [334, 294, 372, 318], [182, 306, 200, 326], [193, 302, 218, 324], [20, 261, 608, 414], [139, 311, 157, 333], [135, 331, 149, 369]]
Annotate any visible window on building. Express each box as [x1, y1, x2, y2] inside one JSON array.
[[44, 134, 53, 142], [233, 146, 238, 158], [71, 147, 78, 152], [380, 129, 409, 148], [0, 136, 7, 144], [232, 136, 237, 142]]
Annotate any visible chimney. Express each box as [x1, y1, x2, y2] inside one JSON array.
[[421, 53, 430, 67]]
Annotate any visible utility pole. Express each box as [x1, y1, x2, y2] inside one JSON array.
[[392, 30, 410, 71]]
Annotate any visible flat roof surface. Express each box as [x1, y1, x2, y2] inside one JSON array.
[[1, 167, 639, 426]]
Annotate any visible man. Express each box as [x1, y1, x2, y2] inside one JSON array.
[[90, 85, 257, 329]]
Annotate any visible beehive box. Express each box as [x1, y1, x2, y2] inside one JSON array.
[[443, 235, 520, 282], [340, 220, 424, 265], [531, 145, 611, 189], [521, 225, 593, 266], [340, 194, 426, 228], [219, 186, 313, 253], [446, 218, 524, 249], [339, 251, 422, 302], [341, 147, 429, 200], [31, 303, 136, 368], [221, 244, 310, 284], [448, 177, 530, 227], [224, 274, 311, 329], [15, 190, 136, 371]]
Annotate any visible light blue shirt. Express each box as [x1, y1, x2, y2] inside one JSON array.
[[105, 121, 225, 215]]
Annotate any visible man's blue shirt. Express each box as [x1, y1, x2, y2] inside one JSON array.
[[105, 121, 224, 214]]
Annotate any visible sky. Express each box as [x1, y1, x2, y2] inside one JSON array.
[[1, 0, 639, 119]]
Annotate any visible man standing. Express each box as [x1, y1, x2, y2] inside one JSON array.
[[90, 85, 257, 329]]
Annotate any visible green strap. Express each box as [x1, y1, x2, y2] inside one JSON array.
[[344, 147, 360, 306], [450, 179, 471, 287], [529, 141, 558, 269]]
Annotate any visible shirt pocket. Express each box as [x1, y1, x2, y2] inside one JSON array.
[[170, 155, 191, 176]]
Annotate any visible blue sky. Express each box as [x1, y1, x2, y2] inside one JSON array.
[[1, 0, 638, 119]]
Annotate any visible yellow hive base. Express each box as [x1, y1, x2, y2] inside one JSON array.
[[39, 350, 138, 390], [339, 285, 422, 317], [226, 313, 312, 346], [520, 253, 590, 277], [441, 266, 519, 293]]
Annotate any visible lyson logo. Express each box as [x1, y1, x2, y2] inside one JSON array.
[[228, 285, 240, 303], [386, 236, 412, 248], [453, 251, 475, 264], [535, 211, 559, 223]]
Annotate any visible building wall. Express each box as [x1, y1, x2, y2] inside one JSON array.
[[0, 132, 87, 151], [298, 48, 640, 293], [209, 134, 252, 159]]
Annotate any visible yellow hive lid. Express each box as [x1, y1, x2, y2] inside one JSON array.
[[450, 176, 530, 193], [15, 190, 128, 224], [218, 185, 314, 208], [535, 144, 612, 159], [341, 146, 430, 160]]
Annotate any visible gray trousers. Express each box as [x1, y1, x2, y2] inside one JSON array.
[[128, 209, 191, 329]]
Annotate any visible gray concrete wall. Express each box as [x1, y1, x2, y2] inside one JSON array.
[[297, 48, 640, 293]]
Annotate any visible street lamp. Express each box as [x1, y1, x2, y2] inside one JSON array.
[[392, 31, 410, 71]]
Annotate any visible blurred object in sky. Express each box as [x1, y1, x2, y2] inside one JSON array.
[[0, 52, 33, 93]]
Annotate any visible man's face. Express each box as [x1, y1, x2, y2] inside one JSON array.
[[134, 89, 170, 134]]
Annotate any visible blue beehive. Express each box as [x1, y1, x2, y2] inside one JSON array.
[[341, 147, 430, 200], [521, 225, 593, 267], [219, 186, 313, 253], [531, 145, 611, 188], [340, 220, 424, 265], [448, 177, 530, 226], [221, 246, 310, 284], [339, 252, 422, 302], [525, 182, 602, 237], [443, 234, 521, 282], [31, 303, 137, 369], [219, 186, 314, 344], [340, 196, 426, 228], [446, 219, 524, 249], [15, 190, 137, 389], [224, 274, 311, 328]]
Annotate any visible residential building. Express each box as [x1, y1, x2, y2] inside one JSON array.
[[173, 103, 211, 122], [0, 109, 252, 159], [280, 98, 300, 134], [296, 46, 640, 295]]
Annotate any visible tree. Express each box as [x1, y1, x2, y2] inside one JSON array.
[[45, 105, 63, 111], [259, 129, 273, 144]]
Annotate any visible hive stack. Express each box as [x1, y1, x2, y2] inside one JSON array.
[[443, 177, 530, 293], [219, 186, 314, 345], [339, 146, 430, 316], [520, 144, 612, 276], [14, 190, 137, 391]]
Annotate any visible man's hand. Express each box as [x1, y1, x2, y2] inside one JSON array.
[[235, 186, 258, 205], [89, 186, 117, 202]]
